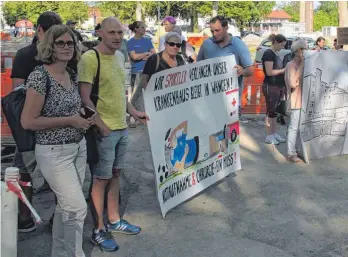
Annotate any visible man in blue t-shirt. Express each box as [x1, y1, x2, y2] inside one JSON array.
[[197, 16, 253, 116]]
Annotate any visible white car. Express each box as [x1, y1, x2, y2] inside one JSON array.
[[254, 37, 330, 67], [78, 30, 95, 41], [254, 37, 296, 67]]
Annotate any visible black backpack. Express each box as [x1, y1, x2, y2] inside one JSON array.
[[1, 73, 50, 152]]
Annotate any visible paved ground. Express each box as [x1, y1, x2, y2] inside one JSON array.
[[10, 120, 348, 257]]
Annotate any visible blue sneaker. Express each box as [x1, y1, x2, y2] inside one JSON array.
[[108, 219, 141, 235], [90, 229, 119, 252]]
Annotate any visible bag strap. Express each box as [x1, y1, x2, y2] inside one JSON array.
[[42, 68, 51, 100], [87, 48, 100, 107], [181, 40, 188, 59], [156, 53, 160, 72]]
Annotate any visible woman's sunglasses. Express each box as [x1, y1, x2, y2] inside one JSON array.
[[54, 40, 75, 48], [166, 41, 182, 48]]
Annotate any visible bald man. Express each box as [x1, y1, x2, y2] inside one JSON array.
[[78, 17, 148, 252]]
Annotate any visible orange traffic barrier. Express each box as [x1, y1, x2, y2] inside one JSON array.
[[1, 52, 16, 95], [1, 52, 16, 145], [241, 65, 266, 114], [0, 32, 11, 41], [187, 36, 208, 48]]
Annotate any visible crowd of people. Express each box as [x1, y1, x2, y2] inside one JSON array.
[[261, 33, 344, 161], [8, 9, 345, 256]]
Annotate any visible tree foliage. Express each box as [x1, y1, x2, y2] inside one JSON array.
[[2, 1, 89, 26], [313, 1, 338, 31], [142, 1, 212, 32], [99, 2, 137, 25], [3, 1, 275, 32], [218, 1, 275, 30], [279, 1, 339, 31], [277, 1, 300, 22], [142, 1, 274, 32]]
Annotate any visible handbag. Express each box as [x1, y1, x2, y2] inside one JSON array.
[[1, 72, 50, 152], [276, 99, 290, 116], [84, 48, 101, 164]]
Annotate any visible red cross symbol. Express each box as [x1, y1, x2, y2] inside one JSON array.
[[232, 98, 237, 106]]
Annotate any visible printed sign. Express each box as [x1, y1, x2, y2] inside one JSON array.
[[143, 56, 241, 217], [300, 51, 348, 162]]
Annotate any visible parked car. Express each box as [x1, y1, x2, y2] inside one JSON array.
[[241, 31, 261, 38], [303, 37, 315, 49], [254, 36, 331, 67], [254, 37, 296, 65], [77, 30, 95, 41]]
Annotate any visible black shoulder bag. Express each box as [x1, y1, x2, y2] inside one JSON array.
[[1, 71, 51, 152]]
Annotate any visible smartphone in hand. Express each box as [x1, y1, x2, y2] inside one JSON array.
[[80, 106, 96, 119]]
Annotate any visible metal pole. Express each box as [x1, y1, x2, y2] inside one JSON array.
[[25, 19, 28, 44]]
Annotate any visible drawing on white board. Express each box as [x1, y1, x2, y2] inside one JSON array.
[[301, 68, 348, 142]]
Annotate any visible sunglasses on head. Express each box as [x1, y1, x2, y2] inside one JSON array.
[[54, 40, 75, 48], [166, 41, 182, 48]]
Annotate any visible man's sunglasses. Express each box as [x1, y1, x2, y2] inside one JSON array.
[[166, 41, 182, 48], [54, 40, 75, 48]]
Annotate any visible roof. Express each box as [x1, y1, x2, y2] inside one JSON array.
[[266, 10, 292, 19], [88, 7, 101, 18]]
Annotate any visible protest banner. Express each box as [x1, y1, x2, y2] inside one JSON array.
[[300, 51, 348, 162], [143, 56, 241, 217]]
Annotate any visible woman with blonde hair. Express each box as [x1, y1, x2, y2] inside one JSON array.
[[21, 24, 95, 257]]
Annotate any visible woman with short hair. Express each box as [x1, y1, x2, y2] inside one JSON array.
[[261, 34, 287, 145], [158, 16, 180, 52], [131, 32, 186, 111], [21, 24, 95, 257]]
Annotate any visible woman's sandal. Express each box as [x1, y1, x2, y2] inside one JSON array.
[[287, 155, 302, 162]]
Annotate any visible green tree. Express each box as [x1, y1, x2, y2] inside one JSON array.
[[249, 1, 276, 26], [142, 1, 212, 32], [277, 2, 300, 22], [2, 1, 88, 26], [142, 2, 185, 20], [100, 1, 137, 25], [313, 1, 338, 31], [218, 1, 275, 30], [56, 2, 89, 24], [182, 2, 213, 32]]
